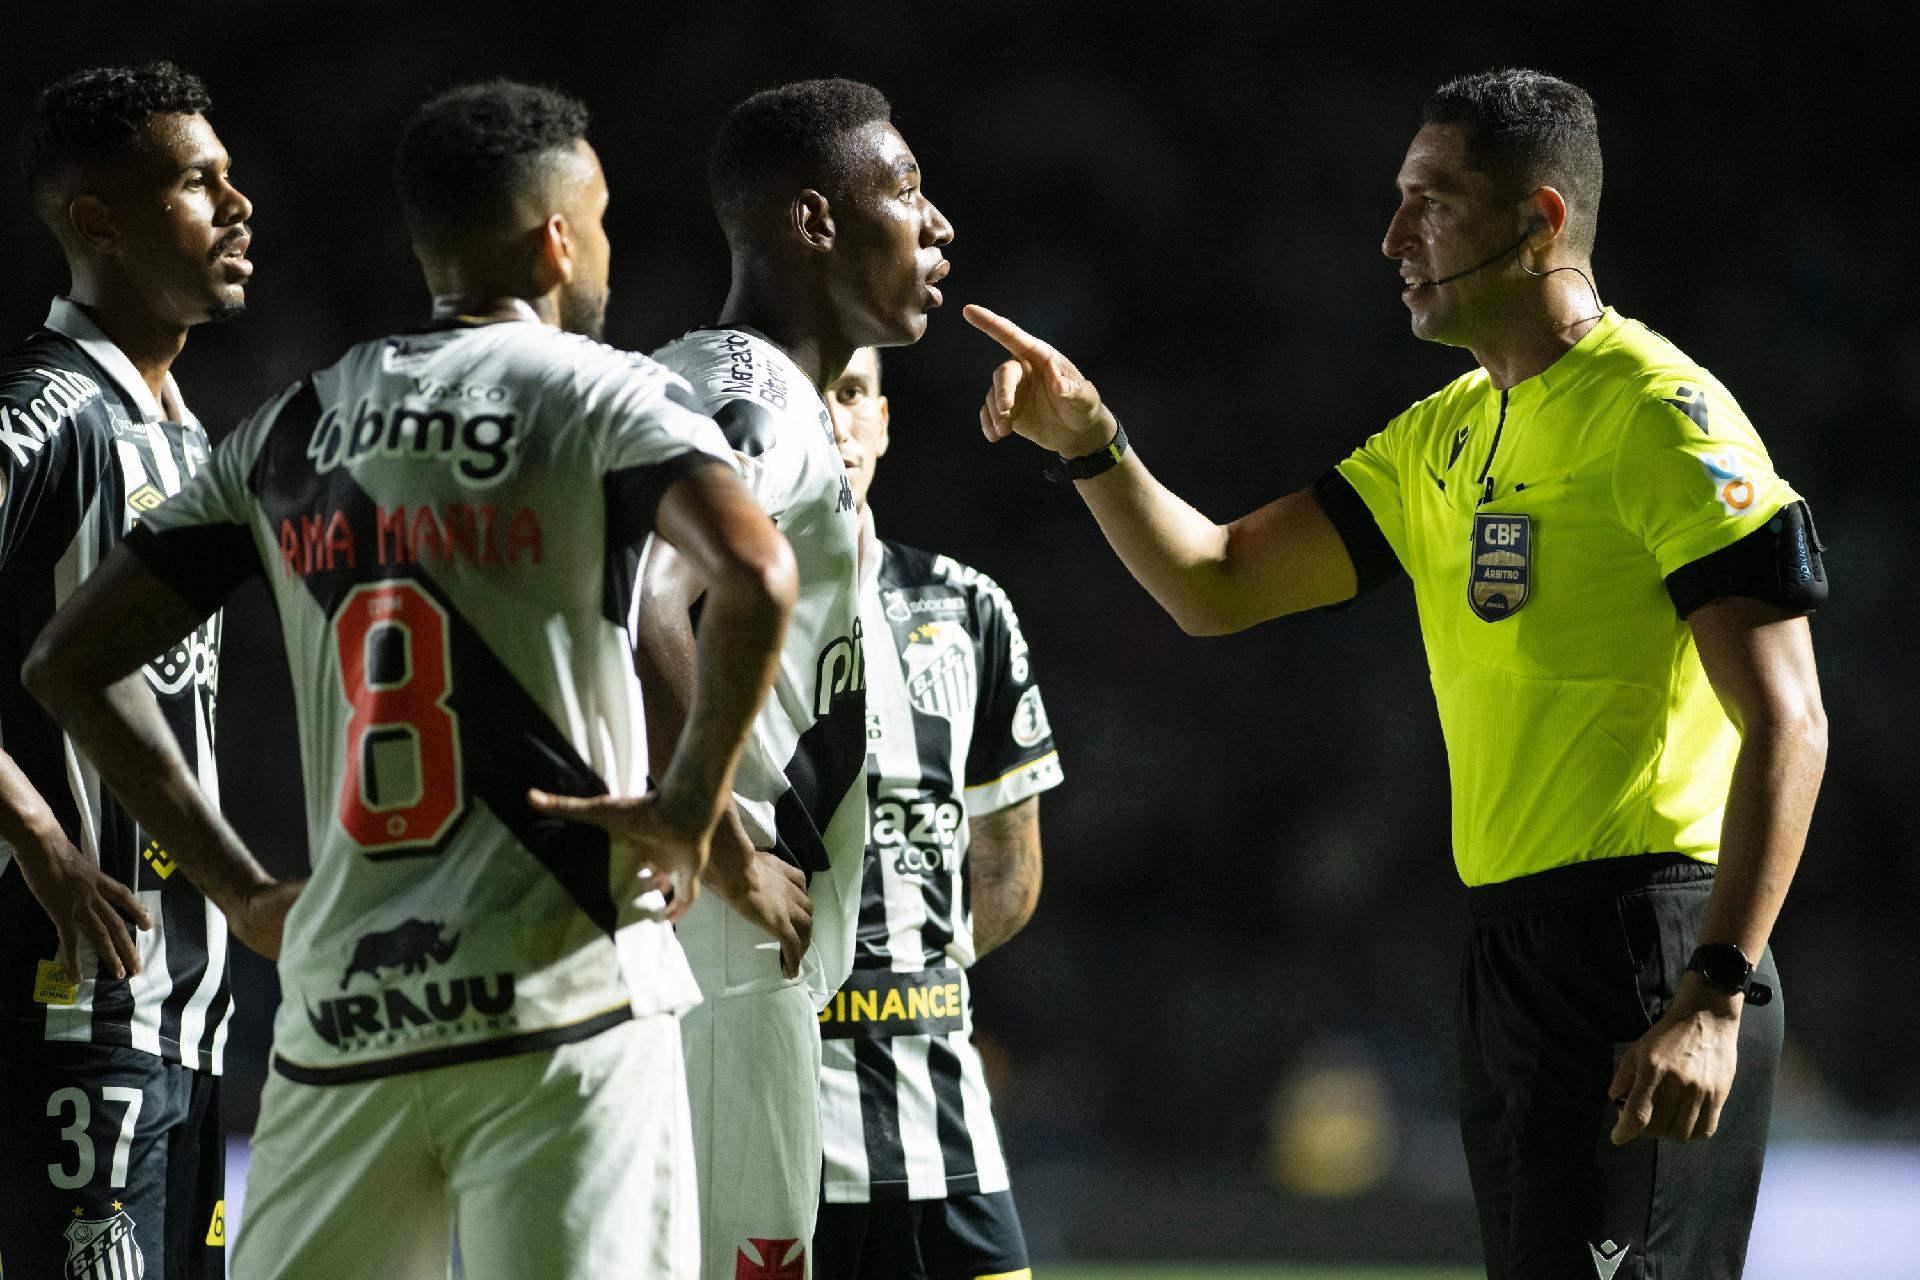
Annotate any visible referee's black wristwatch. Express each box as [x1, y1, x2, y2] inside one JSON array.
[[1042, 421, 1128, 483], [1685, 943, 1773, 1006]]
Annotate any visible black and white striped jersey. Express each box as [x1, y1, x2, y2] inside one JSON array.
[[821, 519, 1062, 1203], [126, 309, 727, 1084], [650, 328, 868, 1006], [0, 299, 231, 1074]]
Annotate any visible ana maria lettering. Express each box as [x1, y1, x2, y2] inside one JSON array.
[[276, 503, 543, 578]]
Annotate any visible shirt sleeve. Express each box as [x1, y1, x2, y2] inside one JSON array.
[[962, 570, 1064, 814], [1610, 375, 1801, 576], [709, 397, 807, 518], [0, 377, 102, 572], [1327, 413, 1413, 595], [590, 359, 739, 556], [123, 394, 273, 615]]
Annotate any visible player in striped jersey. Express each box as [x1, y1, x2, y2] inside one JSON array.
[[640, 81, 953, 1279], [814, 349, 1060, 1280], [24, 81, 796, 1279], [0, 63, 254, 1280]]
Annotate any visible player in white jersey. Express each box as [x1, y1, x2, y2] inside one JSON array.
[[814, 350, 1060, 1280], [0, 63, 255, 1280], [639, 79, 953, 1279], [24, 81, 797, 1280]]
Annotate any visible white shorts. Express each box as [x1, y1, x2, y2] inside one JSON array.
[[232, 1013, 697, 1280], [678, 891, 823, 1280]]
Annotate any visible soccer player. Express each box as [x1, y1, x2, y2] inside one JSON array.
[[814, 348, 1059, 1280], [965, 70, 1826, 1279], [640, 79, 953, 1278], [24, 80, 797, 1279], [0, 62, 254, 1280]]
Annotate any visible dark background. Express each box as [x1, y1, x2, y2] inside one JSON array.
[[8, 0, 1913, 1264]]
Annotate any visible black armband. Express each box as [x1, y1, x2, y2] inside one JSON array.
[[1665, 500, 1827, 618], [1311, 468, 1405, 602], [122, 522, 261, 615]]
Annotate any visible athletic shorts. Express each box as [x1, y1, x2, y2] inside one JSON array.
[[231, 1012, 696, 1280], [677, 889, 823, 1280], [814, 1189, 1030, 1280], [1458, 852, 1783, 1279], [0, 1033, 223, 1280]]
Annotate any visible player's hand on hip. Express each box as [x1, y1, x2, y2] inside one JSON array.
[[1608, 976, 1742, 1145], [227, 878, 305, 962], [527, 788, 707, 925], [964, 304, 1120, 458], [700, 815, 812, 977], [15, 827, 152, 980]]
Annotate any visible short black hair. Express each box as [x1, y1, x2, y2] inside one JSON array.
[[21, 62, 212, 209], [394, 79, 590, 252], [1422, 69, 1603, 253], [709, 78, 892, 248]]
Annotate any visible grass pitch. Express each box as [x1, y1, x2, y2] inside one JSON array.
[[1045, 1268, 1482, 1280]]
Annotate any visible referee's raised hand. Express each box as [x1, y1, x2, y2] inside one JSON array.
[[965, 304, 1119, 459]]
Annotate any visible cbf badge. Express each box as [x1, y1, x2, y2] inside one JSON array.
[[1469, 512, 1531, 621]]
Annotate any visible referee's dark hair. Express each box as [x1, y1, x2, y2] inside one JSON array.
[[709, 78, 892, 251], [21, 62, 211, 222], [1423, 68, 1603, 255], [395, 79, 590, 254]]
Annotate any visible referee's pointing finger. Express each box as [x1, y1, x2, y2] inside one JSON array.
[[964, 304, 1053, 365]]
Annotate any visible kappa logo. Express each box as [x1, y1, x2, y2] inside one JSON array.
[[735, 1237, 803, 1279], [1589, 1237, 1629, 1279], [64, 1206, 144, 1278], [1699, 451, 1756, 515], [341, 918, 460, 988]]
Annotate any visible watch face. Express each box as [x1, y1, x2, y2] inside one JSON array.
[[1697, 944, 1752, 989]]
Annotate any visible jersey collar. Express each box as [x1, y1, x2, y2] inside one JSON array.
[[1510, 307, 1624, 401], [42, 297, 195, 425]]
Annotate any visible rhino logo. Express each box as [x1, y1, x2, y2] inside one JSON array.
[[341, 918, 460, 988]]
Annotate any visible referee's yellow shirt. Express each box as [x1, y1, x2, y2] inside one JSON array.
[[1336, 309, 1800, 886]]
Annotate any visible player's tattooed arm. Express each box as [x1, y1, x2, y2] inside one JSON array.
[[969, 795, 1042, 959], [22, 544, 301, 960], [0, 745, 152, 979], [964, 304, 1357, 632], [539, 462, 805, 947]]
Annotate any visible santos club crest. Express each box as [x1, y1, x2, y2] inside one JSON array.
[[65, 1208, 144, 1278], [1469, 512, 1531, 621]]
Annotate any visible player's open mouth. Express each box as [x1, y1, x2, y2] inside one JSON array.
[[215, 233, 254, 279], [925, 259, 950, 308]]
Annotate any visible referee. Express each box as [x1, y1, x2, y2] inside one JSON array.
[[964, 69, 1826, 1279]]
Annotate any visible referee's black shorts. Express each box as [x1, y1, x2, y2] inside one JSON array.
[[1458, 852, 1783, 1280]]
